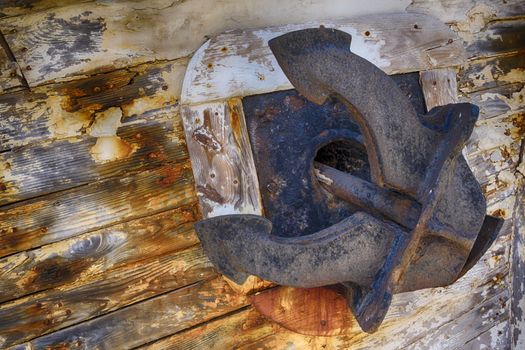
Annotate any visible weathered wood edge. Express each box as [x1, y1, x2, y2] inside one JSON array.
[[510, 178, 525, 349], [180, 12, 465, 104], [419, 68, 458, 110]]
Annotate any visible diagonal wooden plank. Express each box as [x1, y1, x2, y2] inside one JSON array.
[[0, 160, 195, 258], [0, 58, 187, 152], [0, 246, 216, 348], [8, 277, 247, 350], [0, 203, 199, 303], [0, 7, 459, 87], [0, 105, 188, 206]]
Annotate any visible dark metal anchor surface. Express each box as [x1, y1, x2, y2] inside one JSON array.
[[194, 27, 503, 333]]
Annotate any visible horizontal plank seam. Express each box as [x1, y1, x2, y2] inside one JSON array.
[[133, 305, 254, 349], [0, 155, 190, 209], [9, 273, 219, 348], [0, 193, 197, 261], [1, 55, 190, 92], [460, 78, 525, 95], [402, 289, 511, 349], [0, 231, 202, 305]]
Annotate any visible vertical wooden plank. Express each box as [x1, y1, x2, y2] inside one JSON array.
[[180, 99, 263, 217], [511, 181, 525, 349], [419, 68, 458, 110]]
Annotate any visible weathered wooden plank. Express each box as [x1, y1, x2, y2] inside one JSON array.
[[0, 6, 460, 87], [0, 59, 187, 151], [511, 182, 525, 349], [466, 112, 524, 158], [11, 277, 248, 350], [0, 0, 93, 18], [0, 32, 25, 93], [0, 59, 186, 151], [0, 204, 199, 303], [408, 0, 525, 25], [463, 321, 511, 350], [181, 13, 464, 104], [419, 68, 458, 110], [465, 82, 525, 121], [458, 51, 525, 93], [404, 291, 509, 349], [181, 99, 262, 217], [466, 18, 525, 59], [0, 246, 216, 348], [0, 161, 195, 258], [138, 307, 273, 350], [0, 105, 187, 206]]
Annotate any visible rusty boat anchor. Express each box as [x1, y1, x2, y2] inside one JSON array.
[[194, 27, 504, 333]]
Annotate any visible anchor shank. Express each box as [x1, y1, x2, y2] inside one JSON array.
[[314, 162, 421, 229]]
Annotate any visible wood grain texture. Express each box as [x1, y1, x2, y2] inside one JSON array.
[[511, 182, 525, 349], [420, 68, 458, 110], [9, 277, 247, 350], [0, 0, 94, 18], [463, 321, 511, 350], [0, 204, 199, 303], [458, 51, 525, 94], [138, 307, 273, 350], [0, 161, 195, 258], [0, 1, 522, 348], [465, 18, 525, 59], [249, 286, 353, 336], [0, 106, 187, 206], [408, 0, 525, 24], [0, 58, 187, 152], [0, 33, 25, 93], [181, 99, 262, 217], [181, 13, 464, 104], [0, 246, 216, 348], [0, 0, 413, 87]]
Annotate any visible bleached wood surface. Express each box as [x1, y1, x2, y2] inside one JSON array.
[[181, 13, 464, 104]]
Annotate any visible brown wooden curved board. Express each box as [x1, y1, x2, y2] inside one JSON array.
[[249, 286, 354, 336]]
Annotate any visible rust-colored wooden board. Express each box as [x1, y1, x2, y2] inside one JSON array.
[[0, 106, 187, 206], [250, 286, 354, 336], [0, 204, 199, 303], [138, 308, 274, 350], [0, 161, 195, 258], [0, 246, 216, 348], [0, 59, 187, 152]]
